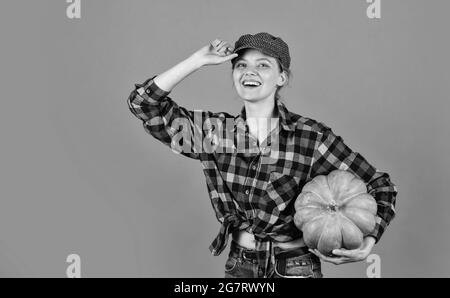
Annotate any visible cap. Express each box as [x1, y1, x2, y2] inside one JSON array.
[[232, 32, 291, 70]]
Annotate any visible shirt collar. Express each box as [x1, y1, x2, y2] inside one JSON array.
[[232, 98, 296, 132]]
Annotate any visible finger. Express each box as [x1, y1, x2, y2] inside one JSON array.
[[308, 249, 320, 258], [225, 45, 234, 54], [217, 48, 228, 57], [209, 40, 223, 51], [225, 45, 235, 55], [221, 42, 233, 51], [217, 40, 227, 48], [320, 255, 349, 265], [218, 43, 232, 54], [219, 53, 238, 62], [332, 249, 353, 257], [217, 46, 228, 55], [335, 257, 358, 264], [321, 256, 347, 265], [215, 40, 227, 52], [311, 249, 331, 259], [330, 258, 352, 265], [310, 249, 348, 265], [309, 248, 319, 255], [310, 249, 331, 261], [330, 250, 365, 263], [333, 249, 362, 258], [210, 39, 221, 48]]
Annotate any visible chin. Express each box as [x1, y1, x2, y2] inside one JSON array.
[[236, 91, 262, 102], [240, 94, 273, 103], [240, 96, 260, 102]]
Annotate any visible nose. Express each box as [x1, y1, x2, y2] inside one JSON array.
[[243, 67, 258, 77]]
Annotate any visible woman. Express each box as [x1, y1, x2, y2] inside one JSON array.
[[127, 32, 397, 278]]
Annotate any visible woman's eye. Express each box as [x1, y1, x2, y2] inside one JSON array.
[[258, 64, 269, 68], [236, 63, 246, 68]]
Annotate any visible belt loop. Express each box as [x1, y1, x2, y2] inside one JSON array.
[[263, 240, 273, 278], [270, 241, 275, 271]]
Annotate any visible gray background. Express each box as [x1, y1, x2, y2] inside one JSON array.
[[0, 0, 449, 277]]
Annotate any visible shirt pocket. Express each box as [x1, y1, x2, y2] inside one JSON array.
[[255, 171, 301, 227], [265, 171, 301, 212]]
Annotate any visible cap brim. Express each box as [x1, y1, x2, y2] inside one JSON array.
[[233, 45, 274, 57]]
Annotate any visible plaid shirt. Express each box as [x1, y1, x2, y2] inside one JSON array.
[[127, 76, 397, 276]]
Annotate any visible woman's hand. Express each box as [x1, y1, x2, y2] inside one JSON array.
[[191, 39, 238, 67], [309, 236, 376, 265], [152, 39, 238, 93]]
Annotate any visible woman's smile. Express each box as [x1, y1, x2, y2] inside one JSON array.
[[242, 80, 261, 86], [241, 78, 262, 89]]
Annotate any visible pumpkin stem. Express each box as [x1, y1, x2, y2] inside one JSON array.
[[328, 204, 338, 212]]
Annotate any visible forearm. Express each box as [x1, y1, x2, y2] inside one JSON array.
[[153, 55, 202, 92]]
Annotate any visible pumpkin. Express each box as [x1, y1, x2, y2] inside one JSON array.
[[294, 170, 377, 255]]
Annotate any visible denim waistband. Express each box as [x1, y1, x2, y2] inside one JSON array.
[[229, 240, 310, 262]]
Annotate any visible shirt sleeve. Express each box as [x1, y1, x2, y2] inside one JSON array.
[[309, 125, 398, 243], [127, 76, 215, 160]]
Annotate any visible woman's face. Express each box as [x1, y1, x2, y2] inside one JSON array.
[[232, 49, 286, 102]]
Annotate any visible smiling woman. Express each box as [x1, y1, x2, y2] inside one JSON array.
[[127, 32, 398, 278], [232, 49, 287, 103]]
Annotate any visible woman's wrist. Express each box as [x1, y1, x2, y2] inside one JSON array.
[[187, 52, 206, 70], [362, 236, 376, 254], [153, 55, 203, 92]]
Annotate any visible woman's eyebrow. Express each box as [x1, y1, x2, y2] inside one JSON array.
[[237, 58, 273, 63], [257, 58, 273, 63]]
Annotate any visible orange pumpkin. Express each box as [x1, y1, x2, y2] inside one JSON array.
[[294, 170, 377, 255]]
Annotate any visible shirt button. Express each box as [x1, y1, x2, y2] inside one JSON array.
[[245, 190, 249, 195], [146, 89, 151, 94], [252, 165, 257, 170]]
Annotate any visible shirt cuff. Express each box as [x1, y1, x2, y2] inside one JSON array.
[[135, 76, 171, 101], [367, 216, 387, 244], [366, 234, 379, 243]]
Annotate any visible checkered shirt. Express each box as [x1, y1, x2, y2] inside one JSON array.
[[127, 76, 398, 276]]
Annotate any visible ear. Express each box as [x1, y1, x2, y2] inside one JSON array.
[[277, 71, 288, 87]]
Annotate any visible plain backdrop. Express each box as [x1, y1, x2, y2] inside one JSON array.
[[0, 0, 449, 277]]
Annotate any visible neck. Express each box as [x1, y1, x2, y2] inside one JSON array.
[[244, 97, 278, 120], [243, 97, 280, 140]]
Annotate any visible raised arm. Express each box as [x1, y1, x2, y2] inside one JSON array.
[[127, 39, 238, 159], [154, 39, 238, 92]]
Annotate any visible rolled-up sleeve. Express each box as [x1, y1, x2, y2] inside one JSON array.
[[309, 125, 398, 243], [127, 76, 210, 160]]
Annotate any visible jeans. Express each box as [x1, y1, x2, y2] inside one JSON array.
[[224, 241, 323, 278]]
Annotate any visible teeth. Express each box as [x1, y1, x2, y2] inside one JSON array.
[[243, 81, 261, 86]]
